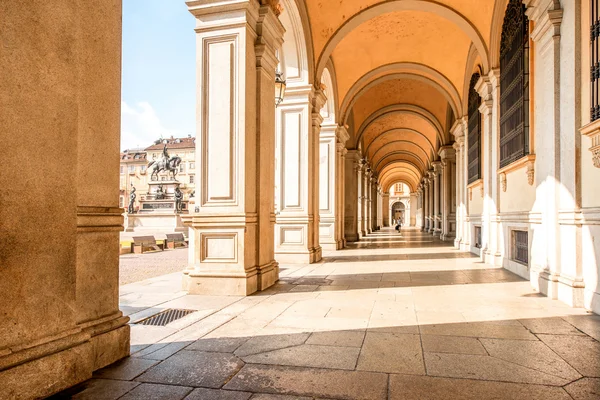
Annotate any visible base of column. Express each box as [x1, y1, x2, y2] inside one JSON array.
[[183, 268, 259, 296], [321, 241, 344, 250], [0, 317, 130, 399], [275, 246, 322, 264], [587, 290, 600, 314], [345, 233, 359, 242], [257, 260, 279, 291], [530, 269, 585, 308]]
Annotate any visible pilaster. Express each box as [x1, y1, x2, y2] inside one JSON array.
[[439, 146, 456, 241], [183, 0, 284, 294], [344, 150, 361, 242], [432, 162, 442, 235]]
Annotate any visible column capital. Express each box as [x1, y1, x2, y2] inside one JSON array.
[[311, 89, 327, 114], [336, 125, 350, 144], [188, 0, 260, 29], [438, 145, 456, 162], [450, 116, 467, 140], [475, 74, 493, 116], [432, 161, 443, 174]]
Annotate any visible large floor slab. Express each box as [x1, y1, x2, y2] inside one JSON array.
[[55, 228, 599, 399]]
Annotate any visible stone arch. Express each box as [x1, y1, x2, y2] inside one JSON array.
[[462, 44, 484, 114], [364, 128, 436, 158], [279, 0, 314, 85], [369, 140, 432, 170], [378, 160, 424, 178], [373, 151, 427, 173], [355, 104, 445, 148], [340, 63, 462, 123], [489, 0, 510, 68], [315, 0, 490, 79]]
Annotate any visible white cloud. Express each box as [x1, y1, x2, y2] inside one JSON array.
[[120, 101, 181, 150]]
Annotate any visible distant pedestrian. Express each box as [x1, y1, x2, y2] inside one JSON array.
[[395, 216, 403, 232]]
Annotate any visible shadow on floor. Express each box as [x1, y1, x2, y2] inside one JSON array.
[[49, 313, 600, 400]]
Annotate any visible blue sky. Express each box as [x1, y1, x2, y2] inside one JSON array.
[[121, 0, 196, 150]]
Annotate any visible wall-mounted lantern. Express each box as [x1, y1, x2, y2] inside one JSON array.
[[275, 70, 286, 107]]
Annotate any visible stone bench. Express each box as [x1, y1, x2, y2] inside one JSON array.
[[166, 233, 188, 249], [132, 236, 164, 254]]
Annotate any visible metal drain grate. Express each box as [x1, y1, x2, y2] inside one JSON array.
[[135, 309, 196, 326]]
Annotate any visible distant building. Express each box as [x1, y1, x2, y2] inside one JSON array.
[[119, 136, 196, 209]]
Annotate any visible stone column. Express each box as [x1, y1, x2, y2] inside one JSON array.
[[370, 176, 377, 232], [361, 164, 369, 236], [183, 0, 284, 295], [382, 192, 390, 227], [337, 137, 349, 248], [274, 84, 325, 263], [528, 2, 582, 304], [344, 150, 360, 242], [422, 178, 429, 231], [319, 119, 348, 250], [451, 118, 465, 248], [439, 146, 456, 240], [459, 119, 471, 250], [310, 91, 326, 262], [410, 192, 418, 226], [432, 162, 442, 235], [357, 160, 365, 238], [377, 186, 384, 229], [0, 1, 129, 397], [365, 168, 372, 234], [475, 75, 496, 262], [416, 186, 423, 229], [429, 171, 435, 233]]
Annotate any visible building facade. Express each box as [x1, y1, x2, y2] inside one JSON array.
[[119, 136, 197, 210]]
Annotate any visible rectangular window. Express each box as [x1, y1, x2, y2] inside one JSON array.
[[512, 230, 529, 264], [119, 196, 124, 208], [499, 1, 529, 168], [190, 162, 195, 170], [128, 165, 135, 173], [591, 0, 600, 121], [141, 165, 147, 173], [180, 163, 185, 173], [120, 166, 124, 174], [189, 175, 195, 184], [468, 73, 481, 184]]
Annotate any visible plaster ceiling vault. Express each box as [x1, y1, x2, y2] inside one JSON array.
[[294, 0, 501, 191]]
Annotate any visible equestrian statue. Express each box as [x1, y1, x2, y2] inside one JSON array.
[[147, 144, 182, 181]]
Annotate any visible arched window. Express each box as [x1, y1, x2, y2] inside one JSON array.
[[467, 72, 481, 184], [499, 0, 529, 168]]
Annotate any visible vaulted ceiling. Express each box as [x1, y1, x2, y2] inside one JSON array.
[[296, 0, 505, 191]]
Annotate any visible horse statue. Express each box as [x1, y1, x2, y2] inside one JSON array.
[[147, 156, 182, 181]]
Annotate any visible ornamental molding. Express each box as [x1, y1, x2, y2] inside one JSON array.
[[262, 0, 282, 16], [497, 154, 536, 187], [580, 120, 600, 168]]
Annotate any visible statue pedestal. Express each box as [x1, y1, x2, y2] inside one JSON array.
[[126, 180, 189, 233]]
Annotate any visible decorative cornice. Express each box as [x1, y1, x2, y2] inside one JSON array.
[[497, 154, 536, 187], [580, 120, 600, 168]]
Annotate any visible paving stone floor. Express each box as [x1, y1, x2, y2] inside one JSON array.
[[53, 228, 600, 400]]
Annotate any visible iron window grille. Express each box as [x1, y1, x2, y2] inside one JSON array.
[[499, 0, 530, 168], [592, 0, 600, 121], [468, 72, 482, 184], [512, 230, 529, 264]]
